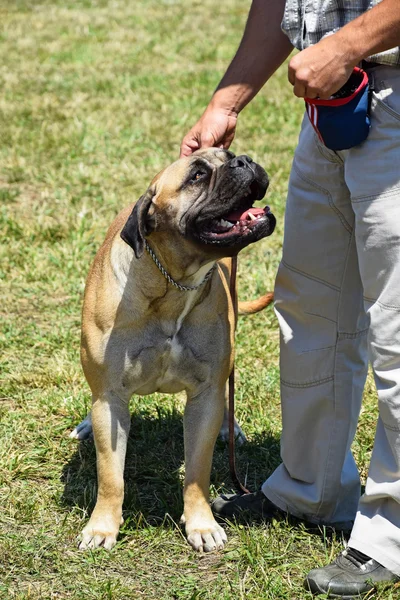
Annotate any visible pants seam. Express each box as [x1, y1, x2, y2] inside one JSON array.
[[352, 185, 400, 203], [282, 260, 341, 292], [382, 421, 400, 432], [281, 375, 334, 389], [316, 230, 354, 520], [300, 344, 336, 354], [314, 133, 344, 164], [364, 294, 400, 310], [264, 485, 354, 528], [338, 327, 369, 339], [372, 92, 400, 124], [293, 160, 353, 234], [375, 299, 400, 311], [316, 329, 339, 520], [304, 311, 337, 325]]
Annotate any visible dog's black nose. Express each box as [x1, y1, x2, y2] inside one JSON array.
[[229, 155, 253, 169]]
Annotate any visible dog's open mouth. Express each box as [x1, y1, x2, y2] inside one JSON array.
[[194, 191, 275, 247], [202, 205, 271, 241]]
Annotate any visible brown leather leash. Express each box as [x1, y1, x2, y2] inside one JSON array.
[[228, 255, 250, 494]]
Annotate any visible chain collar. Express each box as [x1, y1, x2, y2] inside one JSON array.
[[144, 240, 216, 292]]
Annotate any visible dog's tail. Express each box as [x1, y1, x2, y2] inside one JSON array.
[[238, 292, 274, 315]]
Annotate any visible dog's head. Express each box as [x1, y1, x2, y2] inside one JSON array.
[[121, 148, 276, 259]]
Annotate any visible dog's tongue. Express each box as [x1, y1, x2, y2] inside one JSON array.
[[225, 207, 266, 223]]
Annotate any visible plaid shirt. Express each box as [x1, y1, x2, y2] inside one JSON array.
[[282, 0, 400, 66]]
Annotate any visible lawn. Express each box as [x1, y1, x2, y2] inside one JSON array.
[[0, 1, 395, 598]]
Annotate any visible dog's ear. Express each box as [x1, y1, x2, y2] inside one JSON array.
[[120, 188, 155, 258]]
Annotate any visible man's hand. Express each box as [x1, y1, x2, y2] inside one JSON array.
[[288, 34, 356, 99], [289, 0, 400, 100], [180, 106, 238, 158]]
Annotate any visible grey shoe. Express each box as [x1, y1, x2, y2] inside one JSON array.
[[304, 547, 398, 598], [211, 490, 281, 520]]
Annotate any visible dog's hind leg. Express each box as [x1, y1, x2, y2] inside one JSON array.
[[69, 412, 93, 440], [218, 385, 247, 445], [79, 391, 130, 550], [182, 385, 228, 552]]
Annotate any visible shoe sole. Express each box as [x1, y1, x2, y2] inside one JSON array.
[[306, 579, 370, 599]]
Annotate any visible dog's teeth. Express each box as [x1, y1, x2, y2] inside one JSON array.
[[219, 219, 234, 229], [248, 212, 257, 221]]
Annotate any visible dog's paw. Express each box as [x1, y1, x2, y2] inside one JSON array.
[[78, 517, 119, 551], [185, 519, 227, 552], [69, 415, 93, 440], [218, 420, 247, 446]]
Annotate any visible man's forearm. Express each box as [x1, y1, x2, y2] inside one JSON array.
[[335, 0, 400, 65], [210, 0, 293, 116]]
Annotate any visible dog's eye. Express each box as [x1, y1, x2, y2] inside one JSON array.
[[191, 170, 206, 183]]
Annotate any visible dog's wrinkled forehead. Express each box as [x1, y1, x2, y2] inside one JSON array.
[[191, 147, 234, 165], [152, 148, 233, 208]]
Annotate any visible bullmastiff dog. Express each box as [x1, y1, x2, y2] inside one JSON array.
[[71, 147, 275, 553]]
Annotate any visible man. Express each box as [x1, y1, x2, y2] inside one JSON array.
[[180, 0, 400, 597]]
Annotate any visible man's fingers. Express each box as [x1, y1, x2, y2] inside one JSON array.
[[179, 109, 237, 158], [288, 61, 296, 86], [304, 87, 319, 99], [180, 143, 197, 158], [180, 145, 194, 158], [179, 128, 217, 158], [316, 89, 336, 100], [293, 80, 307, 98], [180, 133, 200, 158], [288, 42, 354, 101], [291, 73, 323, 99], [179, 132, 221, 158], [289, 61, 309, 98]]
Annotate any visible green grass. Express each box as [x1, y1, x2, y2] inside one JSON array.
[[0, 1, 396, 598]]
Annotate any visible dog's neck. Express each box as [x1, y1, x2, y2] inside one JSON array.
[[143, 234, 217, 290], [114, 232, 217, 308]]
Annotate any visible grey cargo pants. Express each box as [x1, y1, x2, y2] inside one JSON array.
[[262, 65, 400, 575]]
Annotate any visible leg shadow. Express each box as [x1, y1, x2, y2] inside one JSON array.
[[61, 407, 282, 526], [62, 405, 186, 525]]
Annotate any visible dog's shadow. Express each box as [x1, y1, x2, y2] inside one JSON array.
[[61, 405, 281, 526]]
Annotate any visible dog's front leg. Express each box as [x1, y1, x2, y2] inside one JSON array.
[[218, 384, 247, 445], [182, 385, 227, 552], [79, 391, 130, 550]]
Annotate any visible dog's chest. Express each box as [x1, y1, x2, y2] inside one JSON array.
[[108, 279, 230, 396], [119, 292, 228, 397], [122, 322, 212, 395]]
